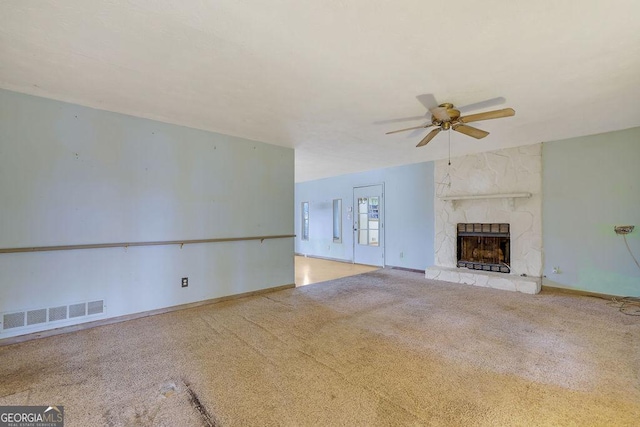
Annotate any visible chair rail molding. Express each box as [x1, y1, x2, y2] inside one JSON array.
[[0, 234, 296, 254]]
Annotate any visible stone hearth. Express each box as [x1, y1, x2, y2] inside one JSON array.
[[425, 266, 540, 294]]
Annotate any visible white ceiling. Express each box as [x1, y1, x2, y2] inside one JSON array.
[[2, 1, 639, 182]]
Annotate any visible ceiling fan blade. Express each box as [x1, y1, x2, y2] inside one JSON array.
[[386, 123, 433, 135], [407, 127, 428, 138], [453, 124, 489, 139], [458, 97, 506, 114], [459, 108, 515, 123], [373, 115, 427, 125], [416, 128, 441, 147], [430, 106, 450, 122], [416, 94, 438, 110]]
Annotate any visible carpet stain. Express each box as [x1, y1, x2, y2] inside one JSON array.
[[160, 381, 177, 398], [183, 379, 217, 427]]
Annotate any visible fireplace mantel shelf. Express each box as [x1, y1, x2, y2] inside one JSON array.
[[439, 192, 532, 210]]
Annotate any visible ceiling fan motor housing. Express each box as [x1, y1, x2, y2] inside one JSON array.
[[432, 103, 461, 128], [446, 108, 461, 121]]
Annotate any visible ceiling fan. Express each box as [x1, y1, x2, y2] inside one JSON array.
[[386, 103, 515, 147]]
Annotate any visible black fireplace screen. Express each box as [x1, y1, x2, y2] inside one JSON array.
[[457, 223, 510, 273]]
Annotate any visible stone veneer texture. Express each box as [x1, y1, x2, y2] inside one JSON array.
[[433, 144, 542, 278]]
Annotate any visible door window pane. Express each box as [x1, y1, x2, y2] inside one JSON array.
[[359, 214, 368, 231], [359, 198, 368, 213], [368, 197, 379, 219], [369, 230, 379, 246], [359, 230, 368, 245], [357, 197, 369, 245]]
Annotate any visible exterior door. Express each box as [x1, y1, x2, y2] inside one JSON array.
[[353, 185, 384, 266]]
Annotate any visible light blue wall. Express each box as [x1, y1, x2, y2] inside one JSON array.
[[295, 162, 434, 270], [0, 89, 294, 338], [542, 127, 640, 296]]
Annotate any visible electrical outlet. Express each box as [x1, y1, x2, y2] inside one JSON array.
[[400, 251, 404, 258], [614, 225, 634, 235], [181, 277, 188, 288], [552, 267, 560, 274]]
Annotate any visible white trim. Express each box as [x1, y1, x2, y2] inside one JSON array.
[[439, 192, 532, 210]]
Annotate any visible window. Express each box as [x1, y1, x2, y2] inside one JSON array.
[[332, 199, 342, 243], [357, 196, 379, 246], [301, 202, 309, 241]]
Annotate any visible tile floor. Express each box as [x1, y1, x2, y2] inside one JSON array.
[[294, 255, 379, 286]]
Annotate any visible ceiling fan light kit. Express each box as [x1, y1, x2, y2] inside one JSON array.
[[386, 102, 515, 148]]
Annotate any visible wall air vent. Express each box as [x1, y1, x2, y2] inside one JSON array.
[[87, 300, 104, 315], [27, 309, 47, 325], [49, 306, 68, 322], [1, 299, 106, 333], [3, 312, 25, 329], [69, 303, 87, 318]]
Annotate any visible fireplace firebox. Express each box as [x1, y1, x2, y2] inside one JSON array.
[[457, 223, 510, 273]]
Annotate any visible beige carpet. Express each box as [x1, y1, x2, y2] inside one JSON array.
[[1, 269, 639, 426]]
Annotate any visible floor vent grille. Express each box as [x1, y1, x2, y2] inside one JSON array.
[[1, 299, 106, 332]]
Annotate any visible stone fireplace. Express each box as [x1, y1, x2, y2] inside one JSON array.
[[426, 144, 542, 294]]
